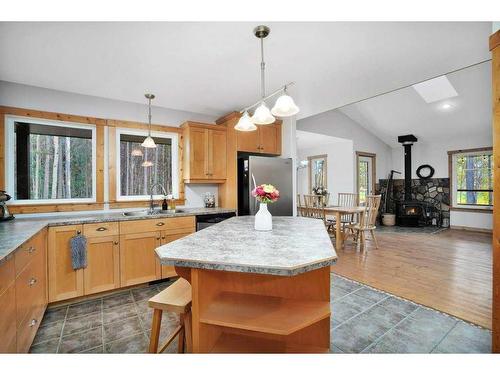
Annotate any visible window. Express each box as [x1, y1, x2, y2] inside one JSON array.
[[450, 148, 493, 209], [308, 154, 327, 193], [5, 116, 96, 203], [356, 152, 376, 204], [116, 129, 179, 200]]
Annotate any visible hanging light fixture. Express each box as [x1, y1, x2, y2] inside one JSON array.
[[234, 111, 257, 131], [141, 93, 157, 148], [234, 25, 300, 132], [131, 148, 143, 157], [271, 86, 300, 117], [250, 26, 275, 125], [141, 160, 153, 168]]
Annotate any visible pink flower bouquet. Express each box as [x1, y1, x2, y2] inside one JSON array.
[[251, 184, 280, 204]]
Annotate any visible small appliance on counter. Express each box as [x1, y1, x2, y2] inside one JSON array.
[[0, 190, 14, 221], [203, 192, 216, 208]]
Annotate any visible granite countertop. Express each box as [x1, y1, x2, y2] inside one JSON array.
[[0, 207, 235, 264], [156, 216, 337, 276]]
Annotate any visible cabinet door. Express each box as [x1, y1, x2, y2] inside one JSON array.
[[48, 225, 84, 303], [189, 127, 209, 179], [160, 230, 195, 279], [259, 124, 280, 155], [237, 128, 261, 153], [208, 129, 227, 179], [0, 257, 16, 353], [84, 235, 120, 295], [120, 232, 162, 287]]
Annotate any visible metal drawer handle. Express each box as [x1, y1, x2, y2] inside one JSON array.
[[29, 277, 37, 287], [77, 230, 82, 235], [27, 246, 36, 254], [156, 222, 165, 227], [30, 319, 38, 327], [113, 241, 119, 245], [156, 236, 161, 240], [96, 227, 107, 232]]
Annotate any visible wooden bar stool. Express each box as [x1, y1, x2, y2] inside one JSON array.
[[148, 278, 192, 353]]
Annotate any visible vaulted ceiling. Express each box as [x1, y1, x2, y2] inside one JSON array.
[[0, 22, 492, 121]]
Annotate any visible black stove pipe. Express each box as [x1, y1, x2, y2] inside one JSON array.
[[397, 134, 418, 202]]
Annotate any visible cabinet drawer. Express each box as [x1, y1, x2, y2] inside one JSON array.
[[83, 222, 119, 237], [16, 302, 45, 353], [120, 216, 195, 234], [14, 234, 40, 276], [0, 256, 15, 295], [0, 285, 17, 353], [15, 249, 45, 328]]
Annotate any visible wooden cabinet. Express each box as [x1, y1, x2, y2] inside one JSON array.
[[0, 257, 17, 353], [119, 231, 162, 287], [160, 230, 195, 278], [48, 225, 84, 302], [0, 229, 47, 353], [237, 122, 282, 155], [182, 122, 227, 183], [84, 235, 120, 295]]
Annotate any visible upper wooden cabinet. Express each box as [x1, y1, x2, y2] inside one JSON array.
[[237, 122, 282, 155], [182, 122, 227, 183]]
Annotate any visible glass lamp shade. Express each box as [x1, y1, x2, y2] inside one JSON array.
[[141, 160, 153, 167], [234, 111, 257, 132], [251, 102, 275, 125], [271, 93, 300, 117], [141, 136, 156, 148], [131, 148, 143, 157]]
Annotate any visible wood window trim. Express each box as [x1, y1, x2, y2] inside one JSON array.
[[307, 154, 328, 194], [447, 147, 493, 213], [355, 151, 377, 198], [0, 106, 185, 214]]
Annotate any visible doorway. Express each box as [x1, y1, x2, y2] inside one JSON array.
[[356, 151, 376, 204]]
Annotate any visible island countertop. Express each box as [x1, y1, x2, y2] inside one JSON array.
[[156, 216, 337, 276]]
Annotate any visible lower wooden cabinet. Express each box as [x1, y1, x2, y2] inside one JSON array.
[[0, 229, 47, 353], [84, 235, 120, 295], [160, 230, 195, 278], [119, 231, 162, 287], [48, 225, 84, 302]]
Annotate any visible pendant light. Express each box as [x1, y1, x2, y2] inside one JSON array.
[[131, 149, 143, 157], [234, 111, 257, 131], [250, 26, 275, 125], [141, 160, 153, 167], [234, 26, 300, 132], [141, 93, 156, 148], [271, 86, 300, 117]]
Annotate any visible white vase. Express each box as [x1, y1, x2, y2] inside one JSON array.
[[254, 203, 273, 231]]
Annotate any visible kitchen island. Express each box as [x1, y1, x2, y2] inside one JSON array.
[[156, 216, 337, 353]]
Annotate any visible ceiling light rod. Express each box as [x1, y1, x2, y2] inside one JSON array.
[[239, 82, 295, 114]]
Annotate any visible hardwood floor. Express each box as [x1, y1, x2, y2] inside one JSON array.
[[331, 228, 492, 329]]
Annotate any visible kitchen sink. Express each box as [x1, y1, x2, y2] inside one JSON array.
[[122, 208, 185, 217]]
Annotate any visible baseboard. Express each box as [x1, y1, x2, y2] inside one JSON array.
[[450, 225, 492, 234]]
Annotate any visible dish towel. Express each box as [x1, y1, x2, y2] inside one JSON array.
[[70, 234, 87, 270]]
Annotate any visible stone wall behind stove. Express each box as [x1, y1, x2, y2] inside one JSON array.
[[377, 178, 450, 227]]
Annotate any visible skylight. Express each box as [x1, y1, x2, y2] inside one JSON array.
[[412, 75, 458, 103]]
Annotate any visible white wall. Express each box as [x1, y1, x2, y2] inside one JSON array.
[[0, 80, 219, 208], [297, 109, 393, 184], [297, 136, 354, 204], [390, 133, 493, 230]]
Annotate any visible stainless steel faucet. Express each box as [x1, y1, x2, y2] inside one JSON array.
[[149, 183, 168, 214]]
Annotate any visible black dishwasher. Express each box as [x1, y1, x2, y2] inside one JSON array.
[[196, 212, 236, 231]]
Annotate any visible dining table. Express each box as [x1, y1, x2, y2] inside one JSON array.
[[323, 206, 366, 250]]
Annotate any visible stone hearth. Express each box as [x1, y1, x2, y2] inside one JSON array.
[[377, 178, 450, 227]]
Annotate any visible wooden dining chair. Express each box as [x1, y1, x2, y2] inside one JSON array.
[[303, 194, 319, 208], [330, 193, 359, 233], [306, 206, 334, 233], [346, 195, 382, 250]]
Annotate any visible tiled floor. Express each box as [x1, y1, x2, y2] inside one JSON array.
[[30, 275, 492, 354]]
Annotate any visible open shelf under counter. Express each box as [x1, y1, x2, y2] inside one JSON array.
[[209, 332, 330, 354], [199, 291, 330, 335]]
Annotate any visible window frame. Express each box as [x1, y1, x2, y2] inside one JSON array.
[[115, 128, 179, 202], [4, 115, 97, 205], [449, 147, 493, 212]]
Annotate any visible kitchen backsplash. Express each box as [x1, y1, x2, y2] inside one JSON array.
[[184, 184, 219, 208]]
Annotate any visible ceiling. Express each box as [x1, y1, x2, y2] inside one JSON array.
[[0, 22, 492, 120], [296, 130, 351, 149], [339, 61, 492, 147]]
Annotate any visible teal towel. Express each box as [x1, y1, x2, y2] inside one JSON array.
[[70, 234, 87, 270]]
